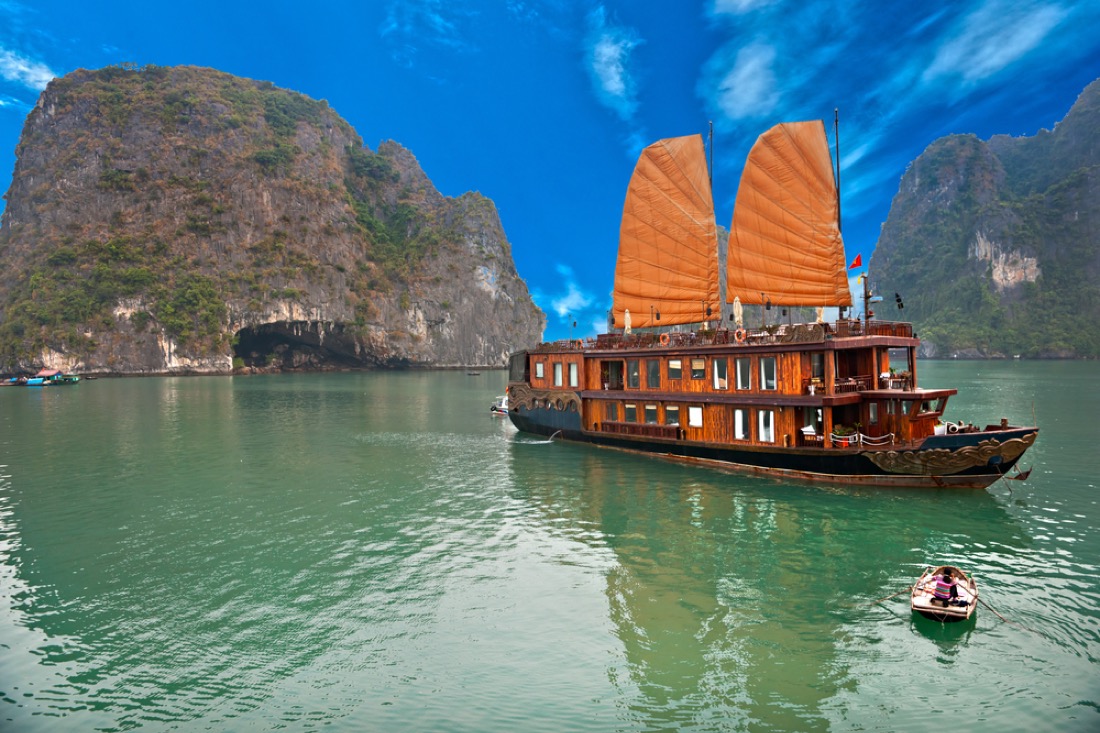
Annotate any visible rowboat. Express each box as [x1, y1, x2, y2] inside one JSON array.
[[911, 565, 978, 621]]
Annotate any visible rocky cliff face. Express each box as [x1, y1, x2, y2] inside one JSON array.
[[0, 65, 544, 374], [871, 78, 1100, 359]]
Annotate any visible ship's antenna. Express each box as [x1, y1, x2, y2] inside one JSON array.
[[834, 108, 842, 232]]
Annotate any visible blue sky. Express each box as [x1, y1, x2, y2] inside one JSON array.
[[1, 1, 1098, 341]]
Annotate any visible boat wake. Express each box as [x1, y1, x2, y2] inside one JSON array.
[[515, 430, 561, 445]]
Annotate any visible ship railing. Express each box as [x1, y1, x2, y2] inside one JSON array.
[[833, 320, 913, 338], [833, 374, 873, 393], [828, 431, 896, 448], [600, 421, 679, 440]]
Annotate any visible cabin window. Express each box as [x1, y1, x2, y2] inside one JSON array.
[[568, 363, 579, 387], [644, 404, 659, 424], [760, 357, 777, 390], [734, 408, 749, 440], [811, 353, 825, 381], [668, 359, 682, 380], [646, 359, 661, 389], [736, 358, 751, 390], [535, 362, 545, 379], [712, 358, 728, 390], [625, 403, 637, 422], [758, 409, 775, 443], [553, 363, 563, 387], [802, 407, 823, 434], [627, 359, 641, 389], [665, 405, 680, 425], [691, 358, 706, 379], [605, 402, 619, 421], [869, 402, 879, 425], [887, 400, 896, 415], [688, 405, 704, 428]]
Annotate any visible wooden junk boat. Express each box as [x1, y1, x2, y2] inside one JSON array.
[[911, 566, 978, 621], [505, 120, 1038, 488]]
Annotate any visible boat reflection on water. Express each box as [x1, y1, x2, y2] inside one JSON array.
[[507, 438, 1024, 729]]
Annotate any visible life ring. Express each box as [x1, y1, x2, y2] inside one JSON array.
[[659, 333, 670, 346], [948, 423, 959, 434], [734, 328, 747, 343]]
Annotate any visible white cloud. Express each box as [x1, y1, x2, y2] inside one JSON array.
[[550, 263, 594, 318], [584, 5, 643, 122], [710, 42, 778, 122], [709, 0, 778, 16], [923, 0, 1067, 87], [379, 0, 476, 68], [0, 46, 55, 91]]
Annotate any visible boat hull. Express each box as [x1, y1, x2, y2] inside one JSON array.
[[508, 400, 1035, 489]]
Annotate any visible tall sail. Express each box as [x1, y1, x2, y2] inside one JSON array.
[[612, 135, 719, 329], [726, 121, 852, 307]]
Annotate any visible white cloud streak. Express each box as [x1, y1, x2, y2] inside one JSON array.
[[584, 5, 643, 122], [0, 46, 55, 91], [550, 263, 594, 318], [923, 0, 1067, 87], [711, 42, 778, 122]]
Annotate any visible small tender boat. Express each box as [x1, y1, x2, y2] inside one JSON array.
[[911, 565, 978, 621], [490, 395, 509, 416]]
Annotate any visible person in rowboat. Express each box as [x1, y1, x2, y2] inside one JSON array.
[[932, 568, 961, 607]]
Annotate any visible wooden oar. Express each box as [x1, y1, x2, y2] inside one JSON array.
[[978, 597, 1036, 633], [870, 587, 912, 606]]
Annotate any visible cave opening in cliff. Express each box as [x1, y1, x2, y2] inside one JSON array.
[[233, 321, 361, 371]]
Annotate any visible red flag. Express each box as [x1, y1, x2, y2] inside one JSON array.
[[848, 254, 862, 269]]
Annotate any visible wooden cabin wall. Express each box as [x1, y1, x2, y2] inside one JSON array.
[[537, 349, 835, 448], [527, 352, 585, 391]]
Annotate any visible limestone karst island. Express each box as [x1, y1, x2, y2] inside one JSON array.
[[0, 65, 545, 375]]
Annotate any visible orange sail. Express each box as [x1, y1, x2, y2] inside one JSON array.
[[612, 135, 719, 329], [726, 121, 852, 307]]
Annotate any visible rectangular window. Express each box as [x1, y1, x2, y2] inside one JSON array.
[[869, 402, 879, 425], [688, 405, 704, 427], [646, 359, 661, 389], [734, 408, 748, 440], [761, 357, 777, 391], [568, 362, 579, 387], [624, 403, 637, 422], [605, 402, 619, 421], [736, 357, 751, 390], [712, 358, 728, 390], [668, 359, 682, 380], [665, 405, 680, 425], [644, 404, 658, 423], [887, 400, 896, 415], [758, 409, 775, 442], [627, 359, 641, 389], [535, 362, 545, 379], [691, 358, 706, 379], [553, 363, 563, 387], [811, 353, 825, 380]]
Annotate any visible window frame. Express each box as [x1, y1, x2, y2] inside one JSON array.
[[736, 357, 751, 390]]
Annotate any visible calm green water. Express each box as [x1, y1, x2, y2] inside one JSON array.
[[0, 362, 1097, 732]]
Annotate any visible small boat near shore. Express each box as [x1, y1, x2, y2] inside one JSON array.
[[911, 565, 978, 621], [490, 395, 509, 416], [7, 368, 81, 386]]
